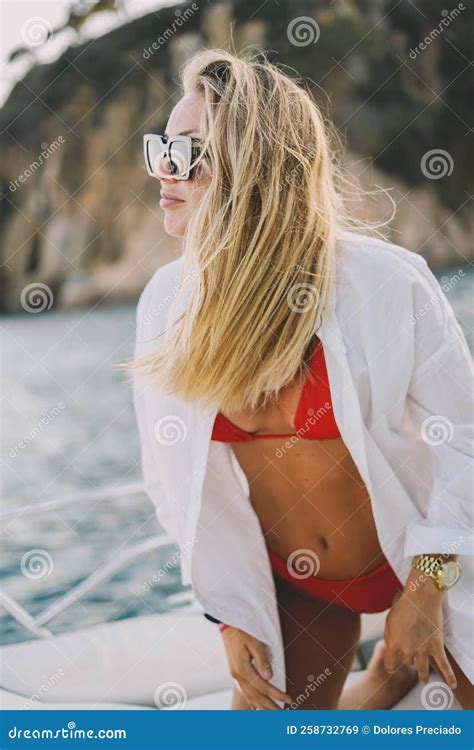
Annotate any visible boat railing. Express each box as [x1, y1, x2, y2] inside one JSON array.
[[0, 482, 194, 641]]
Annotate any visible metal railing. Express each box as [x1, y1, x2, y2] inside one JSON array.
[[0, 481, 146, 521], [0, 482, 194, 641]]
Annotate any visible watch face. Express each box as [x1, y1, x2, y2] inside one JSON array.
[[439, 561, 461, 588]]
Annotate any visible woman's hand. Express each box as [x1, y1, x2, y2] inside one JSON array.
[[220, 626, 293, 710], [383, 574, 457, 690]]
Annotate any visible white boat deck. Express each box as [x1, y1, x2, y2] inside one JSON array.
[[0, 607, 461, 710], [0, 483, 461, 711]]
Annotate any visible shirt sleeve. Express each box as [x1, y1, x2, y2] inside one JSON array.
[[132, 277, 180, 542], [403, 258, 474, 557]]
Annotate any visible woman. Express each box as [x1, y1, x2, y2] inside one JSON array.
[[130, 48, 473, 710]]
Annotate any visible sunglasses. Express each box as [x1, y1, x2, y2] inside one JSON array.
[[143, 133, 203, 181]]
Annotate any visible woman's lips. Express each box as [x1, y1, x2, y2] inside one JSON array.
[[160, 196, 185, 208]]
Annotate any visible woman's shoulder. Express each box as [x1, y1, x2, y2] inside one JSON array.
[[333, 231, 451, 347], [334, 230, 443, 318], [136, 255, 188, 330], [336, 230, 429, 286], [139, 255, 185, 303]]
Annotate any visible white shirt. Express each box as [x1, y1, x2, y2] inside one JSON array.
[[133, 231, 474, 694]]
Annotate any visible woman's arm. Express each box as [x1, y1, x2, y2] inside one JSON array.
[[384, 553, 459, 688], [385, 259, 473, 689], [220, 626, 293, 709], [403, 257, 473, 557], [132, 275, 180, 541], [204, 613, 291, 707]]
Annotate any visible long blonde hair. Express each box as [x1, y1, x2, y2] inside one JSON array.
[[125, 47, 388, 413]]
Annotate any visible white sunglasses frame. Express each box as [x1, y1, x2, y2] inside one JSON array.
[[143, 133, 202, 181]]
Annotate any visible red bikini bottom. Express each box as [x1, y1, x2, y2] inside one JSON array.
[[269, 549, 403, 614]]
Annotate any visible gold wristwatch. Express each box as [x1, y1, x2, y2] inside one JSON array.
[[412, 554, 461, 590]]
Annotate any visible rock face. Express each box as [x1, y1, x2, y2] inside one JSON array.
[[345, 154, 472, 269], [0, 0, 471, 312]]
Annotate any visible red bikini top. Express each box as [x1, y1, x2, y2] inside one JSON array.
[[211, 336, 340, 442]]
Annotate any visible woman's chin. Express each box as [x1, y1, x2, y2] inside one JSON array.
[[163, 213, 186, 237]]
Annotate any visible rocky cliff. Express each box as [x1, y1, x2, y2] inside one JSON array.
[[0, 0, 471, 311]]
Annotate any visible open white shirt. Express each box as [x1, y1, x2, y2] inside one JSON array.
[[133, 231, 474, 694]]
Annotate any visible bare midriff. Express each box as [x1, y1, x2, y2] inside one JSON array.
[[221, 377, 388, 580]]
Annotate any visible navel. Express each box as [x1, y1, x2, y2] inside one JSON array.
[[317, 535, 329, 551]]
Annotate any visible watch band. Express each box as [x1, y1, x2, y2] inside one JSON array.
[[412, 553, 444, 577]]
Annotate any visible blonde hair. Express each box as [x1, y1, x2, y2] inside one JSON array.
[[125, 47, 389, 413]]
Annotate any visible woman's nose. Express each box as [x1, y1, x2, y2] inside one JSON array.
[[160, 173, 178, 184], [157, 156, 177, 180]]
